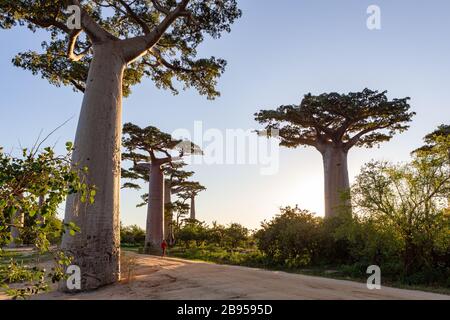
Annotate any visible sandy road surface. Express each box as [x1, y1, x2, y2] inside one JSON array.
[[10, 253, 444, 300]]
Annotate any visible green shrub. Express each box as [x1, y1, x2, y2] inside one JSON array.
[[255, 206, 323, 267], [120, 224, 145, 247]]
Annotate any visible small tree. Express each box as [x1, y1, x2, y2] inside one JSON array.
[[352, 149, 449, 277], [223, 223, 249, 249], [207, 221, 226, 247], [176, 220, 208, 248], [255, 206, 322, 267], [171, 200, 191, 230], [122, 123, 201, 252], [255, 89, 414, 217], [120, 223, 145, 246]]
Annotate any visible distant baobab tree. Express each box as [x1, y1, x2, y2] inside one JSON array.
[[174, 181, 207, 220], [122, 123, 201, 252], [163, 164, 195, 244], [0, 0, 241, 290], [255, 89, 415, 217]]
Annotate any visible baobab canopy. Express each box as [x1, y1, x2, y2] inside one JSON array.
[[122, 122, 202, 162], [255, 88, 415, 152], [1, 0, 242, 98], [121, 122, 202, 250], [255, 89, 415, 218]]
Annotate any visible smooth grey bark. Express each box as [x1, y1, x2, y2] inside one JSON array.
[[321, 146, 351, 218], [60, 43, 124, 291], [190, 195, 196, 220], [146, 163, 165, 250], [164, 179, 174, 244], [8, 209, 24, 248]]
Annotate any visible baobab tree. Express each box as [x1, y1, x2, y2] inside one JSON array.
[[1, 1, 241, 289], [175, 181, 206, 220], [123, 161, 194, 244], [163, 164, 194, 244], [255, 89, 415, 218], [122, 123, 201, 252]]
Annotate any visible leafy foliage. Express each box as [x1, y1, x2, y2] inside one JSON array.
[[255, 89, 415, 152], [254, 127, 449, 286], [1, 0, 242, 99], [122, 122, 201, 165], [174, 220, 250, 249], [120, 223, 145, 246], [351, 131, 450, 280], [255, 207, 323, 268], [0, 142, 94, 298]]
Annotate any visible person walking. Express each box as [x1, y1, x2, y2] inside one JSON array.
[[161, 239, 168, 257]]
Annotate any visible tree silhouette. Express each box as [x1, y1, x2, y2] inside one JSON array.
[[255, 89, 415, 217], [1, 0, 240, 290]]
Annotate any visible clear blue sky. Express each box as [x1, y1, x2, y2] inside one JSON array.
[[1, 1, 450, 229]]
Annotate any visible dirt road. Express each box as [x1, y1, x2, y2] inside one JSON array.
[[25, 253, 449, 300]]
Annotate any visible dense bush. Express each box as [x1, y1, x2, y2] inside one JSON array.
[[21, 216, 64, 246], [120, 224, 145, 246], [253, 134, 450, 287], [255, 203, 449, 286], [255, 207, 322, 268], [174, 220, 250, 249], [176, 220, 209, 247]]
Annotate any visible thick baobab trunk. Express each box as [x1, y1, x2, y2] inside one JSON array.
[[60, 43, 125, 291], [8, 209, 24, 248], [164, 180, 174, 244], [190, 195, 196, 220], [146, 165, 165, 251], [321, 146, 351, 218]]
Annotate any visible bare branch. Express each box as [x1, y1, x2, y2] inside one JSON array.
[[344, 123, 392, 150], [67, 29, 90, 61], [28, 17, 70, 33], [118, 0, 151, 34], [121, 0, 191, 63], [69, 0, 117, 42], [147, 47, 199, 73], [69, 79, 86, 92], [151, 0, 171, 15]]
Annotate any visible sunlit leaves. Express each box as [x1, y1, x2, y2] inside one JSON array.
[[1, 0, 241, 99]]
